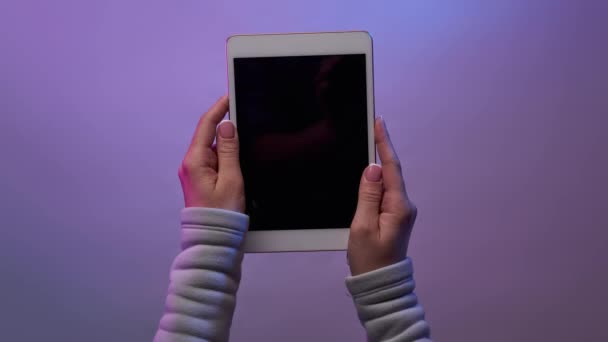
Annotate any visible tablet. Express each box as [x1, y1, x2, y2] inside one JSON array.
[[226, 31, 375, 252]]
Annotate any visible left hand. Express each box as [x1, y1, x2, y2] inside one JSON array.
[[178, 95, 245, 212]]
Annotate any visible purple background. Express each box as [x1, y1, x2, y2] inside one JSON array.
[[1, 1, 607, 341]]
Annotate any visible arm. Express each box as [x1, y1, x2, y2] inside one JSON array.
[[346, 259, 431, 342], [347, 117, 431, 341], [154, 208, 247, 342], [155, 96, 246, 342]]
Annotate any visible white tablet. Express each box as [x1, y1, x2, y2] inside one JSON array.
[[226, 31, 375, 252]]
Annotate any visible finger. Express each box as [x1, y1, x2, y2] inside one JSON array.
[[375, 116, 408, 196], [216, 120, 242, 181], [351, 164, 383, 234], [189, 96, 229, 151]]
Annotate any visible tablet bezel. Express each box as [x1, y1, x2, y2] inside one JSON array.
[[226, 31, 375, 252]]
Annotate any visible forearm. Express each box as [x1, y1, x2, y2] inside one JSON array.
[[154, 208, 248, 342], [346, 258, 431, 342]]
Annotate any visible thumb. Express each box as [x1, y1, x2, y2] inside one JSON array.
[[216, 120, 242, 180], [352, 164, 383, 232]]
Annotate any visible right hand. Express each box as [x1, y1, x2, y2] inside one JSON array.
[[347, 117, 418, 276], [178, 96, 245, 213]]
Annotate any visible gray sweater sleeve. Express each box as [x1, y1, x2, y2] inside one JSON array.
[[153, 207, 248, 342], [154, 208, 430, 342], [345, 258, 432, 342]]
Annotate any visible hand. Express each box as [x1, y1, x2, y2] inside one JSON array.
[[348, 117, 418, 276], [178, 96, 245, 212]]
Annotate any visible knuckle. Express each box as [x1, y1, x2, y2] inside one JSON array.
[[218, 139, 239, 155], [219, 175, 244, 190], [350, 217, 377, 238], [391, 158, 403, 173], [350, 226, 371, 239], [359, 186, 382, 203], [200, 114, 212, 127], [394, 210, 407, 223], [180, 157, 196, 173], [409, 202, 418, 219], [350, 221, 367, 235], [398, 201, 417, 223]]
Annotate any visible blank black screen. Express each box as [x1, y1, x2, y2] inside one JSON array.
[[233, 54, 369, 230]]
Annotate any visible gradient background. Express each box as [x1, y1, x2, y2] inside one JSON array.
[[1, 1, 606, 341]]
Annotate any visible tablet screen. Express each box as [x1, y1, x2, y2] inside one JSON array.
[[234, 54, 369, 231]]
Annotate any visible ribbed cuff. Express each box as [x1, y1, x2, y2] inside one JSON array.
[[181, 207, 249, 232], [345, 258, 414, 297], [180, 207, 249, 251]]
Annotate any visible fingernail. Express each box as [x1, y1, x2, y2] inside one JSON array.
[[380, 116, 387, 130], [365, 163, 382, 182], [218, 120, 235, 139]]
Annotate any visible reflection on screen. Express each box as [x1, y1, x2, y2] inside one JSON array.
[[234, 54, 369, 230]]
